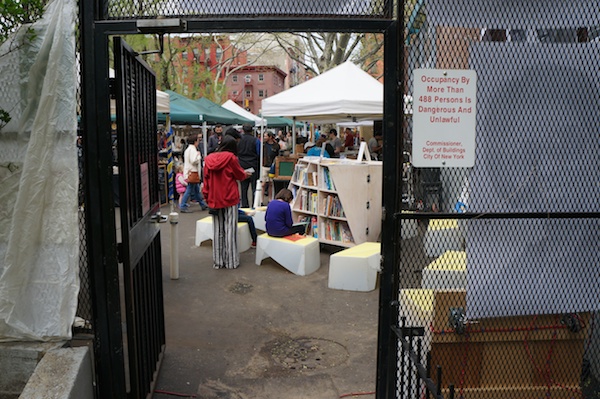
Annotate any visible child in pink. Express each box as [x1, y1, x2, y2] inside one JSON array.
[[175, 164, 187, 208]]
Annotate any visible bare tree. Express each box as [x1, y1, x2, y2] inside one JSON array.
[[206, 32, 281, 103], [272, 32, 383, 76]]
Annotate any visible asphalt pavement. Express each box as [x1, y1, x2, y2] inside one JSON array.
[[153, 204, 380, 399]]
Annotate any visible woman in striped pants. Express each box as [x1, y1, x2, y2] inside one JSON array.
[[202, 135, 252, 269]]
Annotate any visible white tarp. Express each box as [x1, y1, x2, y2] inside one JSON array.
[[261, 61, 383, 123], [222, 99, 266, 127], [0, 0, 79, 341]]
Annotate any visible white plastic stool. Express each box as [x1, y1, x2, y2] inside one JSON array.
[[328, 242, 381, 292], [255, 233, 320, 276], [195, 216, 252, 252]]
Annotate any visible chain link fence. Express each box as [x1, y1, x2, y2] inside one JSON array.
[[398, 2, 600, 398]]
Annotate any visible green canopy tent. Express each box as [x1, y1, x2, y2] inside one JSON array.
[[262, 116, 304, 128], [194, 97, 253, 125], [157, 101, 203, 125], [166, 90, 252, 125]]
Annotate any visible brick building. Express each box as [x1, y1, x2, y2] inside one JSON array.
[[226, 65, 287, 115]]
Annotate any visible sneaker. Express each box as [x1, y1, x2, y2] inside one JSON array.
[[180, 208, 192, 213], [251, 241, 256, 248], [200, 204, 208, 211]]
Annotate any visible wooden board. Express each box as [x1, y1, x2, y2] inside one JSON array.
[[420, 290, 588, 390]]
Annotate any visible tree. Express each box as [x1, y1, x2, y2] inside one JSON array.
[[0, 0, 46, 129], [272, 32, 384, 77]]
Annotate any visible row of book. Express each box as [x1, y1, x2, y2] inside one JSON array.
[[292, 165, 318, 187], [298, 190, 319, 214], [321, 167, 336, 191], [321, 220, 353, 243], [296, 215, 319, 238], [322, 194, 345, 218]]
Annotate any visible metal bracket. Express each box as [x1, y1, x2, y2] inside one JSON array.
[[136, 18, 186, 33], [449, 307, 466, 335]]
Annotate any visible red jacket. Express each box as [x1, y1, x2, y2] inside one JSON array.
[[202, 151, 247, 209]]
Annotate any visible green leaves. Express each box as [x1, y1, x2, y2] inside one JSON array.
[[0, 0, 45, 44], [0, 108, 11, 130]]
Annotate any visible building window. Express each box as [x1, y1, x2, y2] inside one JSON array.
[[232, 90, 238, 96], [232, 75, 238, 83], [216, 48, 223, 61], [192, 48, 199, 61], [258, 90, 264, 97], [182, 51, 188, 60], [258, 73, 264, 82], [245, 90, 251, 97]]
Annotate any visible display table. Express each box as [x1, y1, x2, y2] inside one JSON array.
[[421, 250, 466, 290]]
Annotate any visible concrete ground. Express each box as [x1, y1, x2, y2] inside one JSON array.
[[153, 204, 380, 399]]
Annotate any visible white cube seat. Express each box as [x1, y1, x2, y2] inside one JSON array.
[[255, 233, 320, 276], [328, 242, 381, 292], [421, 250, 466, 290], [195, 216, 252, 252]]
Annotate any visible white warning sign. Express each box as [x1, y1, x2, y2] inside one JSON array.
[[412, 69, 477, 167]]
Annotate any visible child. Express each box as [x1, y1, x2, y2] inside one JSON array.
[[265, 188, 307, 237], [175, 164, 187, 208]]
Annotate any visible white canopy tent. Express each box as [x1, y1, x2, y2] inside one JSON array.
[[261, 61, 383, 123], [222, 99, 266, 127]]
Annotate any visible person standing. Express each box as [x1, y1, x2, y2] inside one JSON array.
[[180, 134, 208, 213], [327, 128, 342, 158], [368, 132, 383, 160], [343, 127, 356, 151], [261, 131, 280, 199], [175, 163, 187, 208], [207, 124, 224, 154], [237, 123, 259, 208], [202, 135, 252, 269]]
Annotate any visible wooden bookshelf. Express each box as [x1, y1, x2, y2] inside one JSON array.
[[289, 157, 382, 247]]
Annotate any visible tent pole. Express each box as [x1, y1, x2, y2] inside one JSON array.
[[202, 122, 207, 158], [253, 116, 265, 208], [292, 117, 297, 155]]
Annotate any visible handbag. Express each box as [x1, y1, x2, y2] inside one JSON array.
[[188, 171, 200, 184]]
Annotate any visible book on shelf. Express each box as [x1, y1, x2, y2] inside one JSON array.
[[320, 219, 353, 243], [310, 192, 318, 213], [311, 171, 318, 187], [322, 194, 345, 218], [321, 168, 336, 191]]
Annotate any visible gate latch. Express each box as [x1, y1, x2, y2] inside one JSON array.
[[150, 212, 168, 223]]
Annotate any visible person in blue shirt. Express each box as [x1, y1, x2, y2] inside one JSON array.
[[265, 188, 307, 237], [305, 139, 331, 158]]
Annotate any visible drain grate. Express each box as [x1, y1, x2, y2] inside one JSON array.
[[270, 337, 348, 370], [229, 281, 253, 294]]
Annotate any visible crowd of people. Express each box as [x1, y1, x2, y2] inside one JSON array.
[[165, 122, 383, 269]]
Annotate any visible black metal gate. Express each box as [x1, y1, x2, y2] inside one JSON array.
[[384, 2, 600, 399], [113, 37, 166, 398]]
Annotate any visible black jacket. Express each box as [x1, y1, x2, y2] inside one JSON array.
[[237, 133, 259, 170]]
